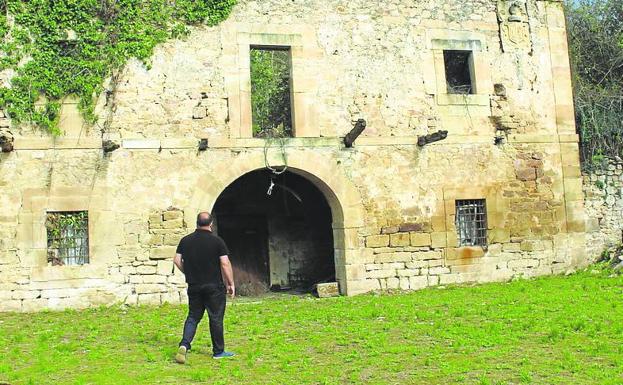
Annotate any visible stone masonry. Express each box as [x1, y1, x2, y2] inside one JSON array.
[[0, 0, 592, 311], [584, 158, 623, 256]]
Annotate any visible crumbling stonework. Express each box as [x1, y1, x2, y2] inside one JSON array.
[[0, 0, 589, 311], [584, 159, 623, 256]]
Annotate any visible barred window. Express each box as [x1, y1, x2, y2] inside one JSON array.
[[46, 211, 89, 265], [455, 199, 487, 247]]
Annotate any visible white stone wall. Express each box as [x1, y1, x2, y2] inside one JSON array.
[[584, 159, 623, 256]]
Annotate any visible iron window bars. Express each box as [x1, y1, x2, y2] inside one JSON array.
[[455, 199, 487, 247], [46, 211, 89, 265]]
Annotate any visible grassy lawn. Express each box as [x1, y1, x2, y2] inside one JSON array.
[[1, 269, 622, 385]]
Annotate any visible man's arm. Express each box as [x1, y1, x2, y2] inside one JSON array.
[[219, 255, 235, 298], [173, 253, 184, 274]]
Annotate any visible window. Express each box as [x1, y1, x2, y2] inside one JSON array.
[[250, 46, 293, 137], [443, 50, 474, 94], [455, 200, 487, 247], [46, 211, 89, 265]]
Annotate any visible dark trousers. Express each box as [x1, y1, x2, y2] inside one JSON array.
[[179, 283, 226, 354]]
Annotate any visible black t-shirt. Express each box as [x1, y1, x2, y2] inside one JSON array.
[[176, 229, 230, 285]]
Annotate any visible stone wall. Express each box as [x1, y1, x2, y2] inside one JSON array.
[[583, 158, 623, 256], [0, 0, 589, 311]]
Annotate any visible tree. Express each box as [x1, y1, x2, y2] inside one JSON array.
[[566, 0, 623, 165]]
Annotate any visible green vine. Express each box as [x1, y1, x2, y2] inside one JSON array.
[[0, 0, 237, 135]]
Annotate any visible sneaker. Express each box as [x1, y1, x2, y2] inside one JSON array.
[[175, 345, 187, 364], [212, 351, 235, 359]]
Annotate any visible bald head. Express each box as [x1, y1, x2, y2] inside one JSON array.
[[196, 212, 213, 228]]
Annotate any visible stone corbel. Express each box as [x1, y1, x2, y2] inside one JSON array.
[[0, 128, 14, 152]]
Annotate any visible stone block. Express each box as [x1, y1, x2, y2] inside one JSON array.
[[162, 219, 184, 229], [386, 277, 400, 289], [315, 282, 339, 298], [431, 232, 447, 248], [162, 291, 181, 304], [382, 262, 405, 270], [345, 264, 366, 281], [138, 293, 162, 305], [142, 275, 167, 284], [367, 269, 396, 279], [136, 265, 157, 275], [428, 267, 451, 275], [488, 228, 510, 244], [431, 216, 446, 232], [1, 299, 22, 312], [502, 242, 521, 252], [21, 299, 50, 312], [414, 251, 443, 260], [516, 167, 537, 181], [410, 232, 432, 247], [129, 275, 143, 284], [508, 259, 538, 269], [405, 260, 428, 269], [11, 290, 41, 300], [157, 261, 174, 276], [381, 226, 399, 234], [409, 276, 428, 290], [150, 246, 176, 260], [346, 279, 380, 295], [399, 223, 423, 232], [125, 294, 138, 306], [149, 213, 163, 224], [168, 274, 186, 285], [397, 269, 419, 277], [164, 233, 183, 246], [390, 233, 411, 247], [163, 210, 183, 221], [375, 252, 411, 263], [399, 277, 410, 290], [143, 234, 164, 246], [122, 139, 160, 149], [520, 240, 545, 252], [366, 235, 389, 248], [135, 284, 167, 294]]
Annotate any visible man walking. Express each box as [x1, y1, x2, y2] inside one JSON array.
[[173, 211, 235, 363]]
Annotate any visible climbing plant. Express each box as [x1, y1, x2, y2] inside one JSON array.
[[0, 0, 237, 135]]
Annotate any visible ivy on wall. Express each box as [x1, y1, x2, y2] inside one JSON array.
[[0, 0, 237, 135]]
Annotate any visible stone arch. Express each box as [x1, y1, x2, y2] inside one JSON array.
[[186, 150, 365, 294]]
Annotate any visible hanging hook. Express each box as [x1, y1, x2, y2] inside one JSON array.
[[267, 178, 275, 196]]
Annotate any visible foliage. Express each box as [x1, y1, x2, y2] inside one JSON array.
[[45, 211, 89, 265], [566, 0, 623, 167], [0, 0, 237, 135], [250, 47, 292, 137], [1, 272, 622, 384]]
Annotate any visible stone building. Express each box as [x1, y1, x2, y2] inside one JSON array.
[[0, 0, 589, 311]]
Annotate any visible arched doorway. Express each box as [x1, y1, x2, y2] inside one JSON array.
[[212, 169, 335, 296]]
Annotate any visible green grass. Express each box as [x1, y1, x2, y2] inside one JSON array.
[[1, 269, 622, 385]]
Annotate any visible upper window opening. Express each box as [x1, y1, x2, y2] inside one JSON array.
[[250, 46, 293, 138], [443, 50, 474, 94], [455, 199, 487, 247], [46, 211, 89, 265]]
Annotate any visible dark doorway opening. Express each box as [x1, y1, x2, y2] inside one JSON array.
[[213, 170, 335, 296]]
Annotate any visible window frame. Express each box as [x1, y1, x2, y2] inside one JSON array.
[[249, 45, 294, 138], [225, 27, 321, 139], [455, 199, 488, 248], [46, 210, 90, 266], [424, 30, 492, 107]]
